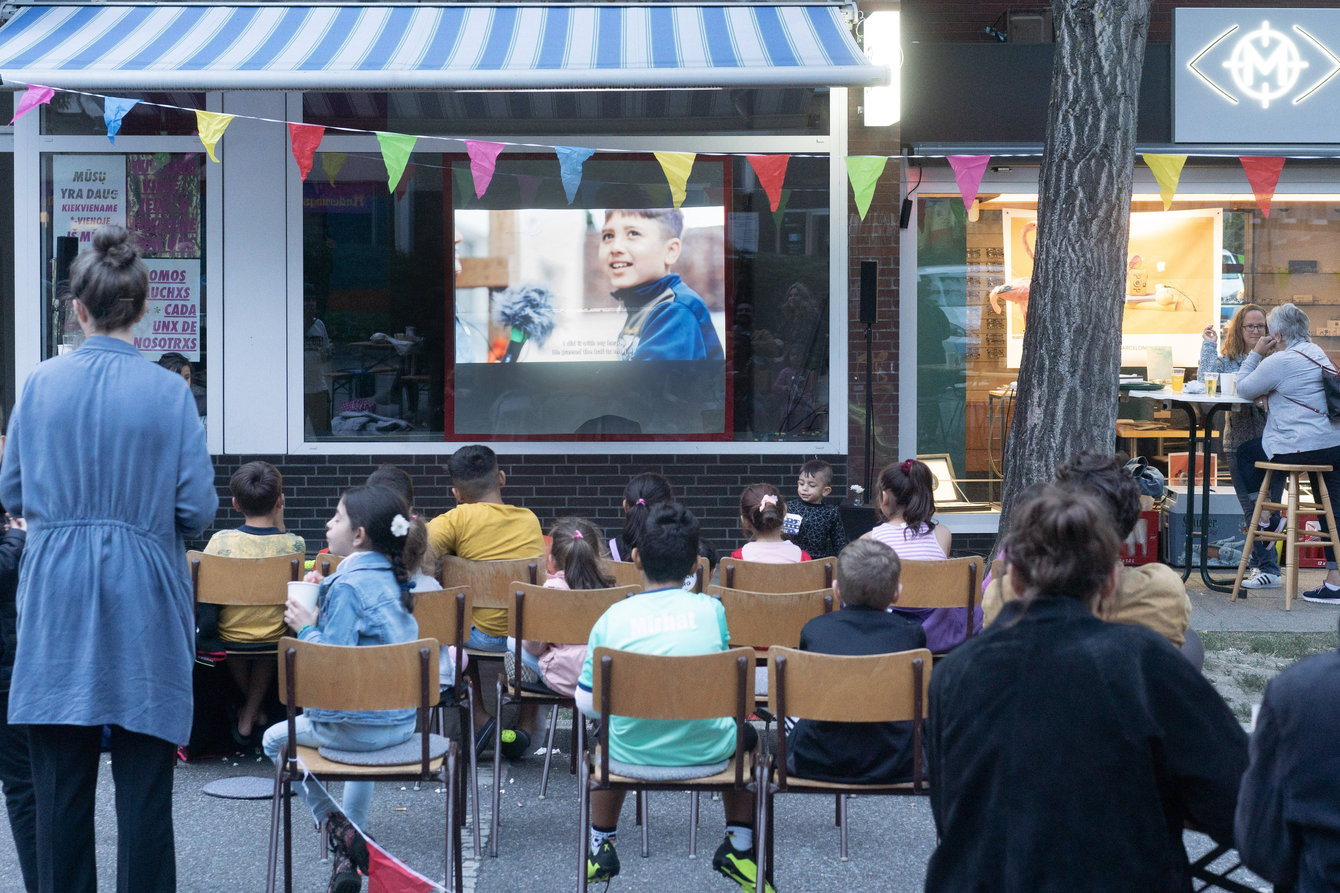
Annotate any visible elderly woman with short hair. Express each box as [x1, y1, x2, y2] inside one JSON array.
[[1235, 302, 1340, 603]]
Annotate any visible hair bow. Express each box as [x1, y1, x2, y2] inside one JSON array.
[[900, 459, 914, 474], [390, 513, 410, 537], [572, 528, 584, 539], [760, 494, 778, 508]]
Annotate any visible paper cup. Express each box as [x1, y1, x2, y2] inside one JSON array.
[[1220, 372, 1238, 396], [287, 580, 319, 614]]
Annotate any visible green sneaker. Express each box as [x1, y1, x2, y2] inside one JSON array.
[[712, 837, 775, 893], [587, 839, 620, 884]]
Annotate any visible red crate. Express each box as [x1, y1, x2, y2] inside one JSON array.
[[1296, 514, 1329, 568], [1121, 508, 1160, 566]]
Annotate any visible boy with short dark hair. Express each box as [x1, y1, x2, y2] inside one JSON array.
[[785, 458, 848, 559], [203, 460, 305, 743], [601, 208, 725, 362], [786, 538, 926, 784], [576, 503, 770, 892]]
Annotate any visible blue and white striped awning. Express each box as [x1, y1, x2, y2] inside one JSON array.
[[0, 3, 885, 91]]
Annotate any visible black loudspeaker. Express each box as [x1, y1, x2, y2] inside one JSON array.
[[899, 197, 913, 229], [859, 261, 878, 325]]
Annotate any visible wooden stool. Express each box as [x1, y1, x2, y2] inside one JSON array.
[[1232, 462, 1340, 609]]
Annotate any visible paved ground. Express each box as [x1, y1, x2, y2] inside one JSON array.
[[0, 566, 1331, 892]]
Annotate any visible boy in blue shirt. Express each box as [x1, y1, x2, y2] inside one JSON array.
[[576, 503, 769, 892], [602, 209, 725, 362]]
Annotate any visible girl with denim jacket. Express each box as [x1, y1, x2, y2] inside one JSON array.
[[261, 485, 419, 893]]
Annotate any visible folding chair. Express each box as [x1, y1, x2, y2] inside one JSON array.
[[413, 586, 481, 859], [756, 645, 931, 888], [578, 646, 759, 893], [720, 557, 835, 593], [895, 555, 985, 655], [491, 581, 639, 855], [265, 637, 460, 893], [607, 557, 709, 592]]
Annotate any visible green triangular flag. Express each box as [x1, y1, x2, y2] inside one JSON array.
[[771, 188, 793, 229], [846, 156, 888, 221], [453, 167, 475, 207], [376, 132, 417, 193]]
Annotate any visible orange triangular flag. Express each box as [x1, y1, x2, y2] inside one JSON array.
[[288, 123, 325, 181], [365, 838, 441, 892], [747, 155, 790, 212], [1240, 157, 1286, 218]]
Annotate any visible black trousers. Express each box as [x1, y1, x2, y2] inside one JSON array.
[[28, 724, 176, 893], [0, 689, 37, 892]]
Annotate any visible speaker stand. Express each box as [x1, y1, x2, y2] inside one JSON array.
[[863, 320, 874, 496]]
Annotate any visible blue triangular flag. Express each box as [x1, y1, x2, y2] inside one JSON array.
[[555, 146, 595, 204], [104, 96, 140, 144]]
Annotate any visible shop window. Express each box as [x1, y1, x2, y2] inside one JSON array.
[[40, 153, 208, 422], [302, 151, 830, 443], [41, 93, 205, 137]]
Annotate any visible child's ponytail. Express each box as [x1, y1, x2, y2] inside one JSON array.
[[550, 517, 614, 590], [877, 459, 938, 534], [739, 483, 785, 536], [618, 472, 675, 558], [341, 484, 417, 613]]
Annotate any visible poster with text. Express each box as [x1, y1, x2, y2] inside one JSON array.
[[53, 155, 126, 246], [134, 258, 201, 361], [127, 153, 203, 258], [1002, 208, 1221, 368]]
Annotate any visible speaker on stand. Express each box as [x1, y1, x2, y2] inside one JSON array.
[[859, 261, 877, 496]]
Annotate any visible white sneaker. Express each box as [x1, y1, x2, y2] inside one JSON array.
[[1241, 570, 1281, 590]]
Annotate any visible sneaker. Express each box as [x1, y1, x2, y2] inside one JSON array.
[[325, 811, 369, 875], [1241, 570, 1282, 590], [712, 837, 776, 893], [587, 839, 620, 884], [328, 852, 361, 893], [500, 728, 531, 761], [1302, 583, 1340, 604]]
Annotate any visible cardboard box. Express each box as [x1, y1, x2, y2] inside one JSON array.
[[1167, 451, 1217, 488], [1120, 508, 1160, 566]]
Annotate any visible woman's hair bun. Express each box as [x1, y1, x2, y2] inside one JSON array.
[[93, 225, 137, 267]]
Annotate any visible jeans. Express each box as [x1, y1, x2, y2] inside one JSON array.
[[1229, 441, 1282, 575], [1237, 438, 1340, 569], [467, 627, 508, 652], [262, 715, 415, 829]]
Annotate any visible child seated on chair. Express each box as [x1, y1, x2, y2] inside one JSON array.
[[426, 444, 544, 755], [576, 503, 772, 892], [732, 483, 810, 564], [203, 461, 305, 744], [786, 539, 926, 784]]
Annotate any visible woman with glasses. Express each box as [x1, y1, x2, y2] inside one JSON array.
[[1201, 304, 1276, 588]]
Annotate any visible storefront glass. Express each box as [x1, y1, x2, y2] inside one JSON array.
[[303, 150, 830, 443], [40, 152, 208, 421], [40, 93, 204, 137]]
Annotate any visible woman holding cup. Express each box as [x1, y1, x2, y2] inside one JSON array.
[[1202, 304, 1276, 588]]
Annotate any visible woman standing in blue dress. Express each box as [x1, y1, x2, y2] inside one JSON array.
[[0, 225, 216, 892]]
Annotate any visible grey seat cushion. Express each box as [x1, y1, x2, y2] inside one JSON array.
[[607, 758, 730, 781], [319, 734, 451, 766]]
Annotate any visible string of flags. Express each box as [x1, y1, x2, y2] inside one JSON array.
[[8, 82, 1306, 222]]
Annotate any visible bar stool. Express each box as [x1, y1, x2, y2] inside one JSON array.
[[1232, 462, 1340, 610]]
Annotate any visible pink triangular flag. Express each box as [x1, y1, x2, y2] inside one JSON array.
[[10, 84, 54, 124], [516, 173, 543, 206], [947, 155, 991, 213], [747, 155, 791, 213], [288, 123, 325, 181], [1240, 156, 1286, 218], [465, 140, 505, 199], [365, 838, 440, 892]]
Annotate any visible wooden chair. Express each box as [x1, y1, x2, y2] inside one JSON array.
[[606, 557, 709, 592], [708, 586, 835, 654], [187, 550, 302, 653], [1233, 461, 1340, 610], [755, 646, 931, 887], [312, 553, 344, 577], [895, 556, 985, 654], [578, 646, 759, 893], [491, 582, 639, 855], [720, 557, 834, 593], [438, 556, 541, 653], [412, 586, 481, 859], [265, 637, 460, 893]]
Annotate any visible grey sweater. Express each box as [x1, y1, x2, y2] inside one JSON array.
[[1236, 341, 1340, 458]]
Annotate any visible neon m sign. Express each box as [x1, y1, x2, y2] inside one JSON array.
[[1187, 20, 1340, 109]]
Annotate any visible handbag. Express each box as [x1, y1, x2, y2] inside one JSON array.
[[1282, 349, 1340, 422], [1124, 457, 1165, 501]]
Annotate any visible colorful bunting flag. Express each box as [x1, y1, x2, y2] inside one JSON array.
[[103, 96, 139, 145], [322, 152, 348, 187], [376, 132, 417, 193], [1240, 156, 1286, 218], [195, 110, 235, 163], [365, 839, 441, 892], [10, 84, 54, 125], [555, 146, 595, 204], [1141, 153, 1187, 211], [516, 173, 543, 207], [747, 155, 791, 212], [394, 162, 416, 200], [771, 188, 793, 229], [453, 167, 475, 207], [846, 156, 888, 221], [465, 140, 505, 198], [654, 152, 696, 210], [288, 123, 325, 181], [947, 155, 991, 213]]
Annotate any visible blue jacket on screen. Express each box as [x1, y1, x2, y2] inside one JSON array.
[[614, 274, 725, 362]]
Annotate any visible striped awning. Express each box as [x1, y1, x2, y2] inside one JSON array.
[[0, 3, 885, 91]]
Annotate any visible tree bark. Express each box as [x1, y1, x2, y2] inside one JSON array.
[[996, 0, 1154, 545]]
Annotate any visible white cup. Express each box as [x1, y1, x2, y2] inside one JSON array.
[[1220, 372, 1238, 396], [287, 580, 319, 614]]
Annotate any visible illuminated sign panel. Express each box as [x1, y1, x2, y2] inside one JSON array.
[[1174, 8, 1340, 143]]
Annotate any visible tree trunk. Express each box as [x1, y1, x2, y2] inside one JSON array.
[[996, 0, 1154, 546]]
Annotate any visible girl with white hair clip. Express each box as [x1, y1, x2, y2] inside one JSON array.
[[1234, 302, 1340, 603]]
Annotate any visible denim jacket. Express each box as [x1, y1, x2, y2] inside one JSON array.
[[300, 550, 419, 726]]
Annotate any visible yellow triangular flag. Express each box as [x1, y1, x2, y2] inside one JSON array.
[[1142, 153, 1187, 211], [194, 110, 235, 164], [654, 152, 695, 210], [322, 152, 348, 187]]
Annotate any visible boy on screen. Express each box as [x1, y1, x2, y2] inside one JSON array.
[[602, 208, 725, 362]]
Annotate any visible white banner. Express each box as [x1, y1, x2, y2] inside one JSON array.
[[52, 155, 127, 245], [134, 258, 202, 360]]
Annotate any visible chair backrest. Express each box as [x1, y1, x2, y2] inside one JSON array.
[[277, 636, 441, 711], [438, 555, 541, 609], [508, 582, 639, 646], [706, 586, 834, 649], [720, 557, 835, 593], [895, 556, 984, 622], [591, 646, 756, 722], [606, 557, 708, 592], [413, 586, 470, 687], [314, 553, 345, 577], [768, 644, 931, 789], [187, 550, 302, 606]]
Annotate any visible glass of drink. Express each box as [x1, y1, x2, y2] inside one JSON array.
[[1205, 373, 1218, 397], [1171, 368, 1185, 392]]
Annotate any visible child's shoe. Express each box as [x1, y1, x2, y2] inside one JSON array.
[[326, 810, 369, 875], [587, 838, 620, 884], [712, 836, 775, 892], [500, 727, 531, 760], [328, 851, 361, 893]]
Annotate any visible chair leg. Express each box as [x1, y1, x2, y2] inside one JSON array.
[[283, 762, 294, 893], [265, 761, 284, 893], [639, 790, 650, 857], [490, 679, 505, 857], [467, 702, 481, 860], [1232, 470, 1272, 600], [577, 760, 591, 893], [445, 749, 457, 893], [838, 794, 850, 862], [1313, 472, 1340, 599], [1286, 472, 1301, 611], [689, 791, 699, 856], [539, 704, 560, 799]]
